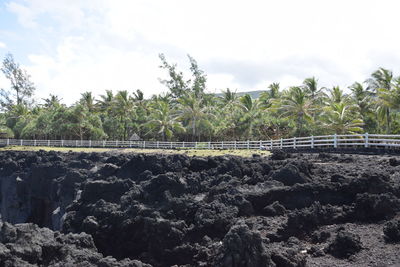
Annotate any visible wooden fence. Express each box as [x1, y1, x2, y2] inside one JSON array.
[[1, 133, 400, 150]]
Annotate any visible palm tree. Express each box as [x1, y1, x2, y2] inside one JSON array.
[[112, 90, 134, 140], [349, 82, 373, 114], [132, 89, 144, 101], [368, 68, 395, 132], [303, 77, 324, 100], [219, 88, 237, 105], [61, 104, 106, 140], [237, 94, 260, 139], [368, 68, 393, 91], [97, 90, 114, 112], [260, 83, 280, 109], [145, 100, 185, 140], [177, 92, 212, 141], [79, 92, 96, 112], [349, 82, 377, 132], [327, 86, 350, 104], [278, 86, 314, 136], [303, 77, 327, 120], [322, 102, 363, 134], [42, 94, 63, 109], [208, 89, 238, 140], [0, 113, 14, 138]]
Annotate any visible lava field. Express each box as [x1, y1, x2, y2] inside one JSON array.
[[0, 149, 399, 266]]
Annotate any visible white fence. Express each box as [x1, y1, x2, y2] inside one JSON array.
[[1, 133, 400, 150]]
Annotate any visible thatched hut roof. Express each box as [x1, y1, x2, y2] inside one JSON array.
[[129, 133, 141, 141]]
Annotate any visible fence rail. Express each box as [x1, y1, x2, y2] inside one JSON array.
[[1, 133, 400, 151]]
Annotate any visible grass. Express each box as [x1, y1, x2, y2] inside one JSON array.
[[0, 145, 270, 157]]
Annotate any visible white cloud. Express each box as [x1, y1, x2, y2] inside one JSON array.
[[0, 42, 6, 49], [4, 0, 400, 104], [6, 1, 38, 28]]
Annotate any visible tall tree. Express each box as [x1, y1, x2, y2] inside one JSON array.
[[349, 82, 376, 132], [368, 68, 395, 132], [278, 86, 314, 136], [97, 90, 114, 112], [79, 91, 96, 112], [260, 83, 280, 109], [327, 86, 349, 104], [159, 54, 207, 99], [177, 92, 212, 141], [188, 55, 207, 98], [145, 100, 185, 141], [303, 77, 323, 100], [219, 88, 238, 105], [42, 94, 63, 109], [237, 94, 260, 139], [322, 102, 363, 134], [112, 90, 134, 140], [159, 54, 187, 98], [0, 53, 35, 110]]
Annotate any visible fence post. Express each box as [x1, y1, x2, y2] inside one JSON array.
[[61, 140, 64, 147], [47, 140, 50, 147], [280, 138, 283, 149], [333, 134, 337, 148], [208, 141, 211, 149], [20, 139, 23, 146], [7, 139, 9, 146], [365, 132, 369, 148], [234, 140, 237, 149], [259, 140, 262, 149], [89, 140, 91, 148], [143, 141, 146, 149], [183, 141, 185, 148], [293, 137, 296, 149], [76, 140, 78, 147], [34, 140, 37, 146], [157, 141, 159, 149], [195, 141, 197, 149], [247, 140, 250, 149], [311, 135, 314, 149], [221, 141, 224, 149]]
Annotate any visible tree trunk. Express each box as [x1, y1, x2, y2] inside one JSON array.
[[387, 108, 390, 133], [192, 117, 196, 142]]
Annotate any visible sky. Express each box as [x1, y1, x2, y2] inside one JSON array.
[[1, 0, 400, 105]]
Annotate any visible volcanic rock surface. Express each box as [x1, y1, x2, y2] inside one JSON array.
[[0, 149, 400, 266]]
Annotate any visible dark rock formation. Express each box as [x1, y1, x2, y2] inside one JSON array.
[[0, 220, 150, 267], [327, 231, 362, 258], [215, 221, 273, 267], [383, 219, 400, 242], [0, 150, 399, 266], [271, 163, 310, 186]]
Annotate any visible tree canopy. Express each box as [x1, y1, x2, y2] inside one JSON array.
[[1, 53, 399, 141]]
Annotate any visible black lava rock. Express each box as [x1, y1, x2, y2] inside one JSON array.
[[383, 219, 400, 242], [327, 231, 362, 258]]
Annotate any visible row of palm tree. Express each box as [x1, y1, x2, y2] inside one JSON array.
[[1, 57, 400, 141]]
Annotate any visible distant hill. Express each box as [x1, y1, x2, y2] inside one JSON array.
[[214, 90, 265, 99]]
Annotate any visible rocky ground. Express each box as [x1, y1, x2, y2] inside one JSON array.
[[0, 149, 399, 266]]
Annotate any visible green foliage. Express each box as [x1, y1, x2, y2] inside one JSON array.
[[0, 53, 35, 109], [145, 99, 185, 141], [2, 53, 400, 141]]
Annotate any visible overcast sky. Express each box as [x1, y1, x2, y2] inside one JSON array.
[[1, 0, 400, 105]]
